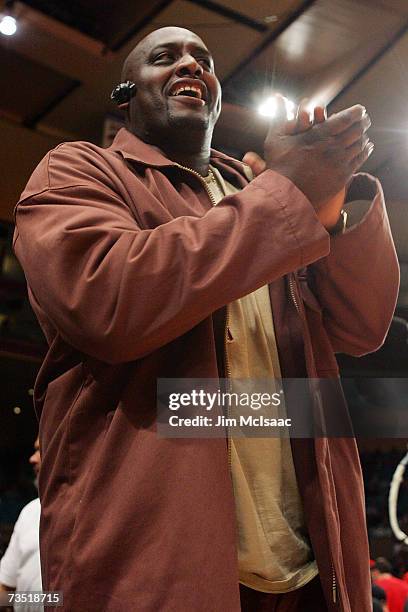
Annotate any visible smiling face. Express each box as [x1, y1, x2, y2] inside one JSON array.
[[123, 27, 222, 148]]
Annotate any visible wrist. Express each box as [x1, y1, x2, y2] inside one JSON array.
[[316, 187, 346, 230]]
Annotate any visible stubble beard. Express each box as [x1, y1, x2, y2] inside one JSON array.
[[168, 111, 210, 132]]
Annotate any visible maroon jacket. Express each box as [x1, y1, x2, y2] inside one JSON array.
[[13, 128, 399, 611]]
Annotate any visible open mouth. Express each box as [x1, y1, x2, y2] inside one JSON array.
[[168, 81, 207, 105]]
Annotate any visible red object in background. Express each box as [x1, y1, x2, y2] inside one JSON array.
[[375, 576, 408, 612]]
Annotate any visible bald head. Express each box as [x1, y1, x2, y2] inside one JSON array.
[[122, 27, 209, 82], [118, 25, 221, 171]]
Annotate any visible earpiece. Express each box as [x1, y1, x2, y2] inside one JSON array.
[[110, 81, 136, 106]]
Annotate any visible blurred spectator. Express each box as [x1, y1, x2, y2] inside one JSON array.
[[373, 598, 385, 612], [27, 442, 40, 491], [373, 582, 390, 611], [0, 439, 42, 612], [372, 557, 408, 612], [391, 544, 408, 580]]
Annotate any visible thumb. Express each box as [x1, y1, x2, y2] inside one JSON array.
[[242, 151, 266, 177]]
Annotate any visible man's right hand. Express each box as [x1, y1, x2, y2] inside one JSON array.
[[263, 102, 373, 210]]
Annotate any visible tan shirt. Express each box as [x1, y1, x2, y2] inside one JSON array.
[[206, 165, 318, 593]]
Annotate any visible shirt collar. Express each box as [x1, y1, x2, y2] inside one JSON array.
[[109, 127, 253, 184]]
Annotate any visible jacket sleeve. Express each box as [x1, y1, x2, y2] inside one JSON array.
[[308, 173, 399, 356], [14, 144, 330, 364]]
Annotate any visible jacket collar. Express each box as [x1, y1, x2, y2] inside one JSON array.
[[109, 127, 253, 183]]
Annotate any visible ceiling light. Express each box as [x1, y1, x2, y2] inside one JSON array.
[[258, 97, 277, 118], [258, 96, 296, 120], [0, 15, 17, 36], [13, 406, 21, 414]]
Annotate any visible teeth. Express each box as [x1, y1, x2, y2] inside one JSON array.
[[171, 84, 202, 99]]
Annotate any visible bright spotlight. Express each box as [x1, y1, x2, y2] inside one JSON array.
[[0, 16, 17, 36], [258, 97, 277, 118], [258, 96, 296, 120]]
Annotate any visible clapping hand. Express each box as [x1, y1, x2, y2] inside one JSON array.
[[243, 96, 372, 231]]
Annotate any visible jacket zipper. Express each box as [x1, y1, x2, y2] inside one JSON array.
[[174, 163, 217, 206], [290, 272, 339, 607], [332, 564, 337, 604], [224, 305, 232, 470], [175, 163, 232, 462], [177, 165, 339, 607], [288, 275, 300, 313]]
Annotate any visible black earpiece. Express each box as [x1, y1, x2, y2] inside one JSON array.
[[110, 81, 136, 106]]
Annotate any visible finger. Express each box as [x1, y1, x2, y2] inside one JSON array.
[[283, 117, 298, 135], [321, 104, 367, 136], [349, 141, 375, 173], [337, 113, 371, 147], [266, 94, 291, 137], [242, 151, 266, 177], [273, 94, 289, 125], [297, 110, 312, 132], [314, 106, 326, 124], [344, 135, 370, 161], [296, 98, 312, 133]]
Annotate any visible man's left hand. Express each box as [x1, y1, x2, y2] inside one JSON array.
[[243, 98, 346, 231]]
